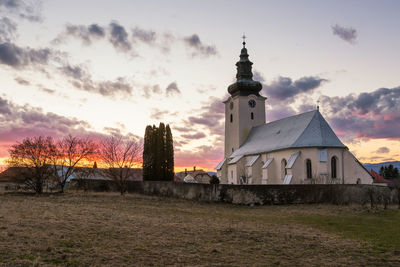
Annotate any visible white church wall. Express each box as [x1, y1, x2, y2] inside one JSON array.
[[343, 150, 373, 184], [259, 148, 348, 184], [227, 164, 237, 184], [244, 155, 263, 184]]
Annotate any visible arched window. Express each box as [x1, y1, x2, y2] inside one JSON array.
[[331, 156, 337, 178], [306, 159, 312, 179], [281, 159, 287, 179], [251, 112, 254, 120], [230, 114, 233, 123]]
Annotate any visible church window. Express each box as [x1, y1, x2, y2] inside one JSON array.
[[306, 159, 312, 179], [251, 112, 254, 120], [331, 156, 337, 178], [230, 114, 233, 123], [281, 159, 287, 179]]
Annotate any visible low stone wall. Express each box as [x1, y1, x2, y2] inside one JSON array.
[[69, 180, 400, 206]]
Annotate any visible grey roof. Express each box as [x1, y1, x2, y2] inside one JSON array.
[[231, 110, 346, 158]]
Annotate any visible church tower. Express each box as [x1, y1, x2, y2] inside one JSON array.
[[224, 39, 266, 158]]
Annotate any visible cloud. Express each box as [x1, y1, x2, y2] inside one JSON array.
[[109, 21, 131, 52], [175, 144, 223, 169], [14, 76, 29, 85], [149, 108, 178, 121], [181, 132, 206, 140], [0, 0, 43, 22], [376, 147, 390, 154], [0, 96, 91, 145], [331, 24, 357, 44], [263, 75, 327, 101], [132, 26, 156, 44], [38, 87, 55, 94], [165, 82, 181, 96], [183, 34, 218, 57], [60, 63, 133, 97], [0, 42, 51, 68], [142, 84, 162, 99], [53, 23, 105, 45], [320, 86, 400, 141], [0, 96, 143, 158], [0, 17, 17, 42], [186, 96, 224, 137], [252, 70, 265, 83]]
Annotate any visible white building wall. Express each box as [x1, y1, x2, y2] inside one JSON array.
[[225, 147, 373, 185]]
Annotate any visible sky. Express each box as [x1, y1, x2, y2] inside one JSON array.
[[0, 0, 399, 171]]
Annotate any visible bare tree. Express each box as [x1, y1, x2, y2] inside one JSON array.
[[50, 135, 98, 193], [99, 134, 142, 195], [6, 136, 56, 194]]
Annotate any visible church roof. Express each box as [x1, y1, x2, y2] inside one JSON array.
[[230, 110, 346, 158]]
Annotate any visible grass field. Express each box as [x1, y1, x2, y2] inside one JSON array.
[[0, 192, 400, 266]]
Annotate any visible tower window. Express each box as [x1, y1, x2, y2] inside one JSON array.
[[306, 159, 312, 179], [230, 114, 233, 123], [251, 112, 254, 120]]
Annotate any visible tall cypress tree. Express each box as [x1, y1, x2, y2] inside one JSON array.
[[143, 125, 153, 180], [152, 125, 159, 180], [166, 124, 174, 181], [157, 123, 166, 180], [142, 123, 174, 181]]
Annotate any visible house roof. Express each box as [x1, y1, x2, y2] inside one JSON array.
[[230, 110, 346, 158], [370, 169, 390, 183]]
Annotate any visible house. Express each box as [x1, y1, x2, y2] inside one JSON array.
[[176, 167, 212, 184]]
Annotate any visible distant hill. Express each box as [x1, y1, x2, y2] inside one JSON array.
[[207, 172, 216, 177], [363, 161, 400, 173]]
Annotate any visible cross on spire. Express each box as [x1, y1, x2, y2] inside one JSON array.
[[242, 34, 246, 48]]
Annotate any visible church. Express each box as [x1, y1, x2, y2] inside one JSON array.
[[215, 40, 373, 185]]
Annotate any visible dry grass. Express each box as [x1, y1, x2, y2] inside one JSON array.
[[0, 192, 399, 266]]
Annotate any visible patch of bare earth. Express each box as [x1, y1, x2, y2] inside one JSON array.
[[0, 192, 398, 266]]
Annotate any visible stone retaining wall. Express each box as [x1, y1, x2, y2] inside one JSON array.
[[69, 180, 399, 206]]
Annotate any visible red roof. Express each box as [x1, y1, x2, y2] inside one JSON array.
[[370, 169, 390, 183]]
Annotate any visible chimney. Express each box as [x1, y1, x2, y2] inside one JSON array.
[[193, 166, 196, 171], [185, 168, 187, 175]]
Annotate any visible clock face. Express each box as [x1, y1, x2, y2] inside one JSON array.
[[229, 102, 234, 110], [248, 99, 256, 108]]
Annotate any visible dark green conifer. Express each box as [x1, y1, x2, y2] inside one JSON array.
[[165, 124, 174, 181]]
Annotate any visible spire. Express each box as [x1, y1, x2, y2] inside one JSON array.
[[227, 36, 262, 97]]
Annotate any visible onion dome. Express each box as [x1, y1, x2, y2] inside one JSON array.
[[227, 39, 262, 97]]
